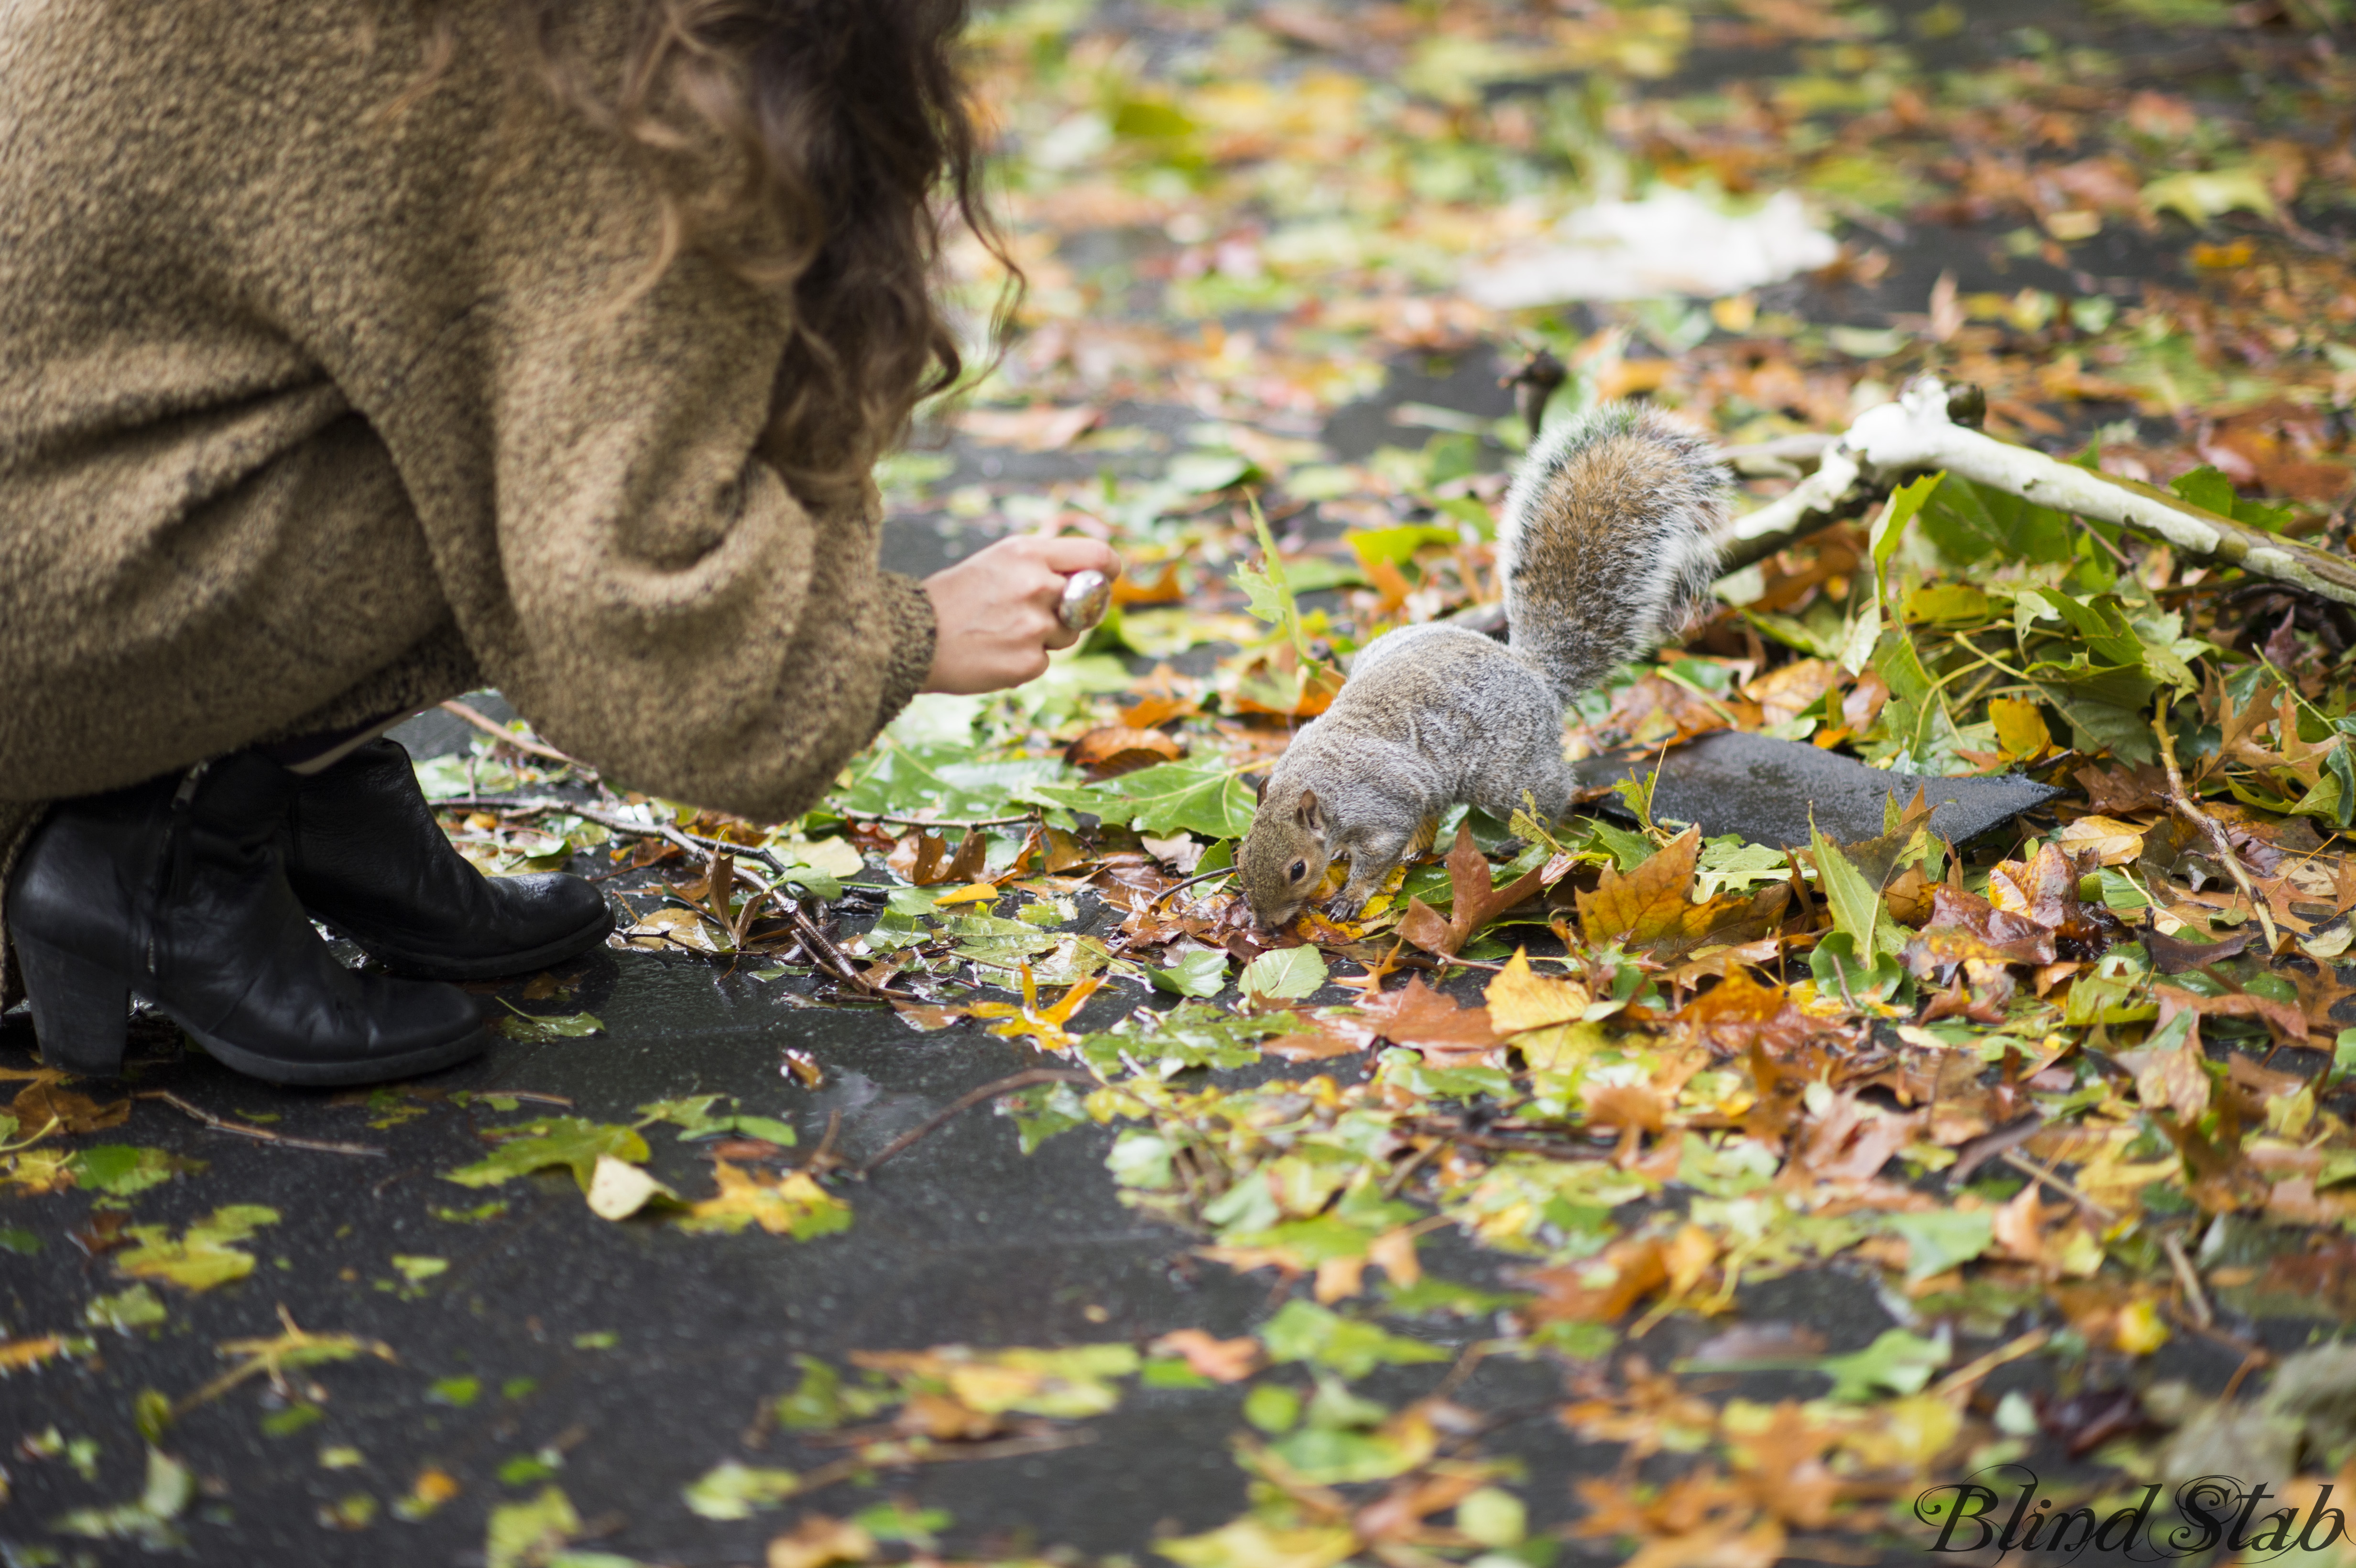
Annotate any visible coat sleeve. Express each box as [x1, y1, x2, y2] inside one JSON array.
[[420, 121, 936, 824]]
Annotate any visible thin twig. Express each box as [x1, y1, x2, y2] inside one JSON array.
[[1147, 866, 1239, 911], [136, 1091, 386, 1158], [855, 1068, 1101, 1178], [438, 701, 582, 768], [1999, 1150, 2116, 1222], [1928, 1326, 2052, 1402], [2221, 1349, 2269, 1403], [2153, 696, 2280, 954], [853, 813, 1037, 830], [2162, 1229, 2215, 1329]]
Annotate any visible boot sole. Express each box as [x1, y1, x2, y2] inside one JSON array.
[[329, 905, 617, 983], [183, 1016, 494, 1089]]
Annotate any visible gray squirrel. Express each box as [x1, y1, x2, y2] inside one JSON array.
[[1237, 401, 1730, 926]]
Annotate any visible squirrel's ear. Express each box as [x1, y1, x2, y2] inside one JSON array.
[[1295, 789, 1324, 832], [1245, 771, 1269, 802]]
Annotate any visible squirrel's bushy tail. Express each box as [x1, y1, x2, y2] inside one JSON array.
[[1496, 401, 1729, 703]]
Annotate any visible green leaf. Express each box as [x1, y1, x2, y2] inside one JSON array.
[[496, 1008, 605, 1042], [486, 1486, 582, 1568], [1269, 1421, 1430, 1484], [443, 1119, 651, 1192], [115, 1206, 280, 1292], [392, 1255, 448, 1286], [1919, 474, 2072, 566], [84, 1285, 168, 1334], [1149, 948, 1231, 998], [1244, 1383, 1302, 1434], [637, 1096, 797, 1147], [681, 1461, 801, 1522], [1870, 472, 1945, 602], [1809, 825, 1900, 959], [1817, 1328, 1952, 1401], [1258, 1301, 1449, 1379], [1346, 524, 1462, 570], [68, 1146, 199, 1200], [774, 1356, 845, 1430], [1075, 1002, 1292, 1078], [428, 1376, 481, 1407], [1240, 946, 1329, 1000], [834, 742, 1065, 820], [1032, 761, 1258, 838], [1882, 1209, 1995, 1284], [2144, 165, 2278, 226]]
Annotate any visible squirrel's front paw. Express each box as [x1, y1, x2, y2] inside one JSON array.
[[1323, 893, 1367, 922]]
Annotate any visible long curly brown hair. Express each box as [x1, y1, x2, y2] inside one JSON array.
[[413, 0, 1009, 508]]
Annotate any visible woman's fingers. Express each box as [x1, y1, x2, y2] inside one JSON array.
[[1033, 533, 1123, 579], [917, 532, 1122, 695]]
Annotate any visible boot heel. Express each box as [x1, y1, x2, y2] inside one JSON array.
[[13, 936, 131, 1076]]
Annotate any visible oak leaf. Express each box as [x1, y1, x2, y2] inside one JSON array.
[[1065, 726, 1186, 780], [1397, 825, 1552, 958]]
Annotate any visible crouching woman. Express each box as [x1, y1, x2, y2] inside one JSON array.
[[0, 0, 1115, 1086]]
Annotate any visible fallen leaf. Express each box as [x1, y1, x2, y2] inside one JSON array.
[[676, 1163, 852, 1240], [957, 403, 1102, 451], [1484, 948, 1591, 1033], [1357, 978, 1498, 1053], [1067, 726, 1187, 779], [1150, 1329, 1264, 1383], [1399, 825, 1551, 957], [9, 1081, 129, 1138], [1576, 828, 1757, 954], [115, 1206, 280, 1292], [767, 1514, 879, 1568], [585, 1154, 674, 1221], [2056, 816, 2146, 867]]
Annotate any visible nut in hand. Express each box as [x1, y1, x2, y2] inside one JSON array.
[[1057, 569, 1111, 633]]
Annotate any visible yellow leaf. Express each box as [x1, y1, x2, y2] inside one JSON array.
[[1484, 948, 1591, 1034], [117, 1206, 279, 1292], [767, 1514, 879, 1568], [2055, 816, 2144, 867], [1514, 1021, 1612, 1072], [1156, 1519, 1359, 1568], [0, 1336, 65, 1372], [677, 1163, 852, 1241], [932, 882, 1000, 906], [1988, 697, 2052, 760]]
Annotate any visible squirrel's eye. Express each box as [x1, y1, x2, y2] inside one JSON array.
[[1289, 860, 1308, 881]]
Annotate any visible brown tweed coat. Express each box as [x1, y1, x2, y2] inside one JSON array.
[[0, 2, 939, 1002]]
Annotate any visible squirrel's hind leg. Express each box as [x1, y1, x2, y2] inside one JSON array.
[[1473, 756, 1576, 832]]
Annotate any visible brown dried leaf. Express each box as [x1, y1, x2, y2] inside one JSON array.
[[1065, 726, 1186, 780], [1522, 1236, 1672, 1324], [1149, 1329, 1264, 1383], [885, 832, 952, 887], [1262, 1015, 1374, 1062], [1578, 828, 1704, 947], [1357, 977, 1498, 1053], [944, 829, 991, 886], [9, 1081, 130, 1137], [1398, 825, 1551, 958]]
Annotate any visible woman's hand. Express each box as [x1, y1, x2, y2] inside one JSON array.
[[920, 533, 1123, 694]]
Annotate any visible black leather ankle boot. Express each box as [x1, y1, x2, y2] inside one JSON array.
[[284, 740, 612, 981], [3, 753, 491, 1086]]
